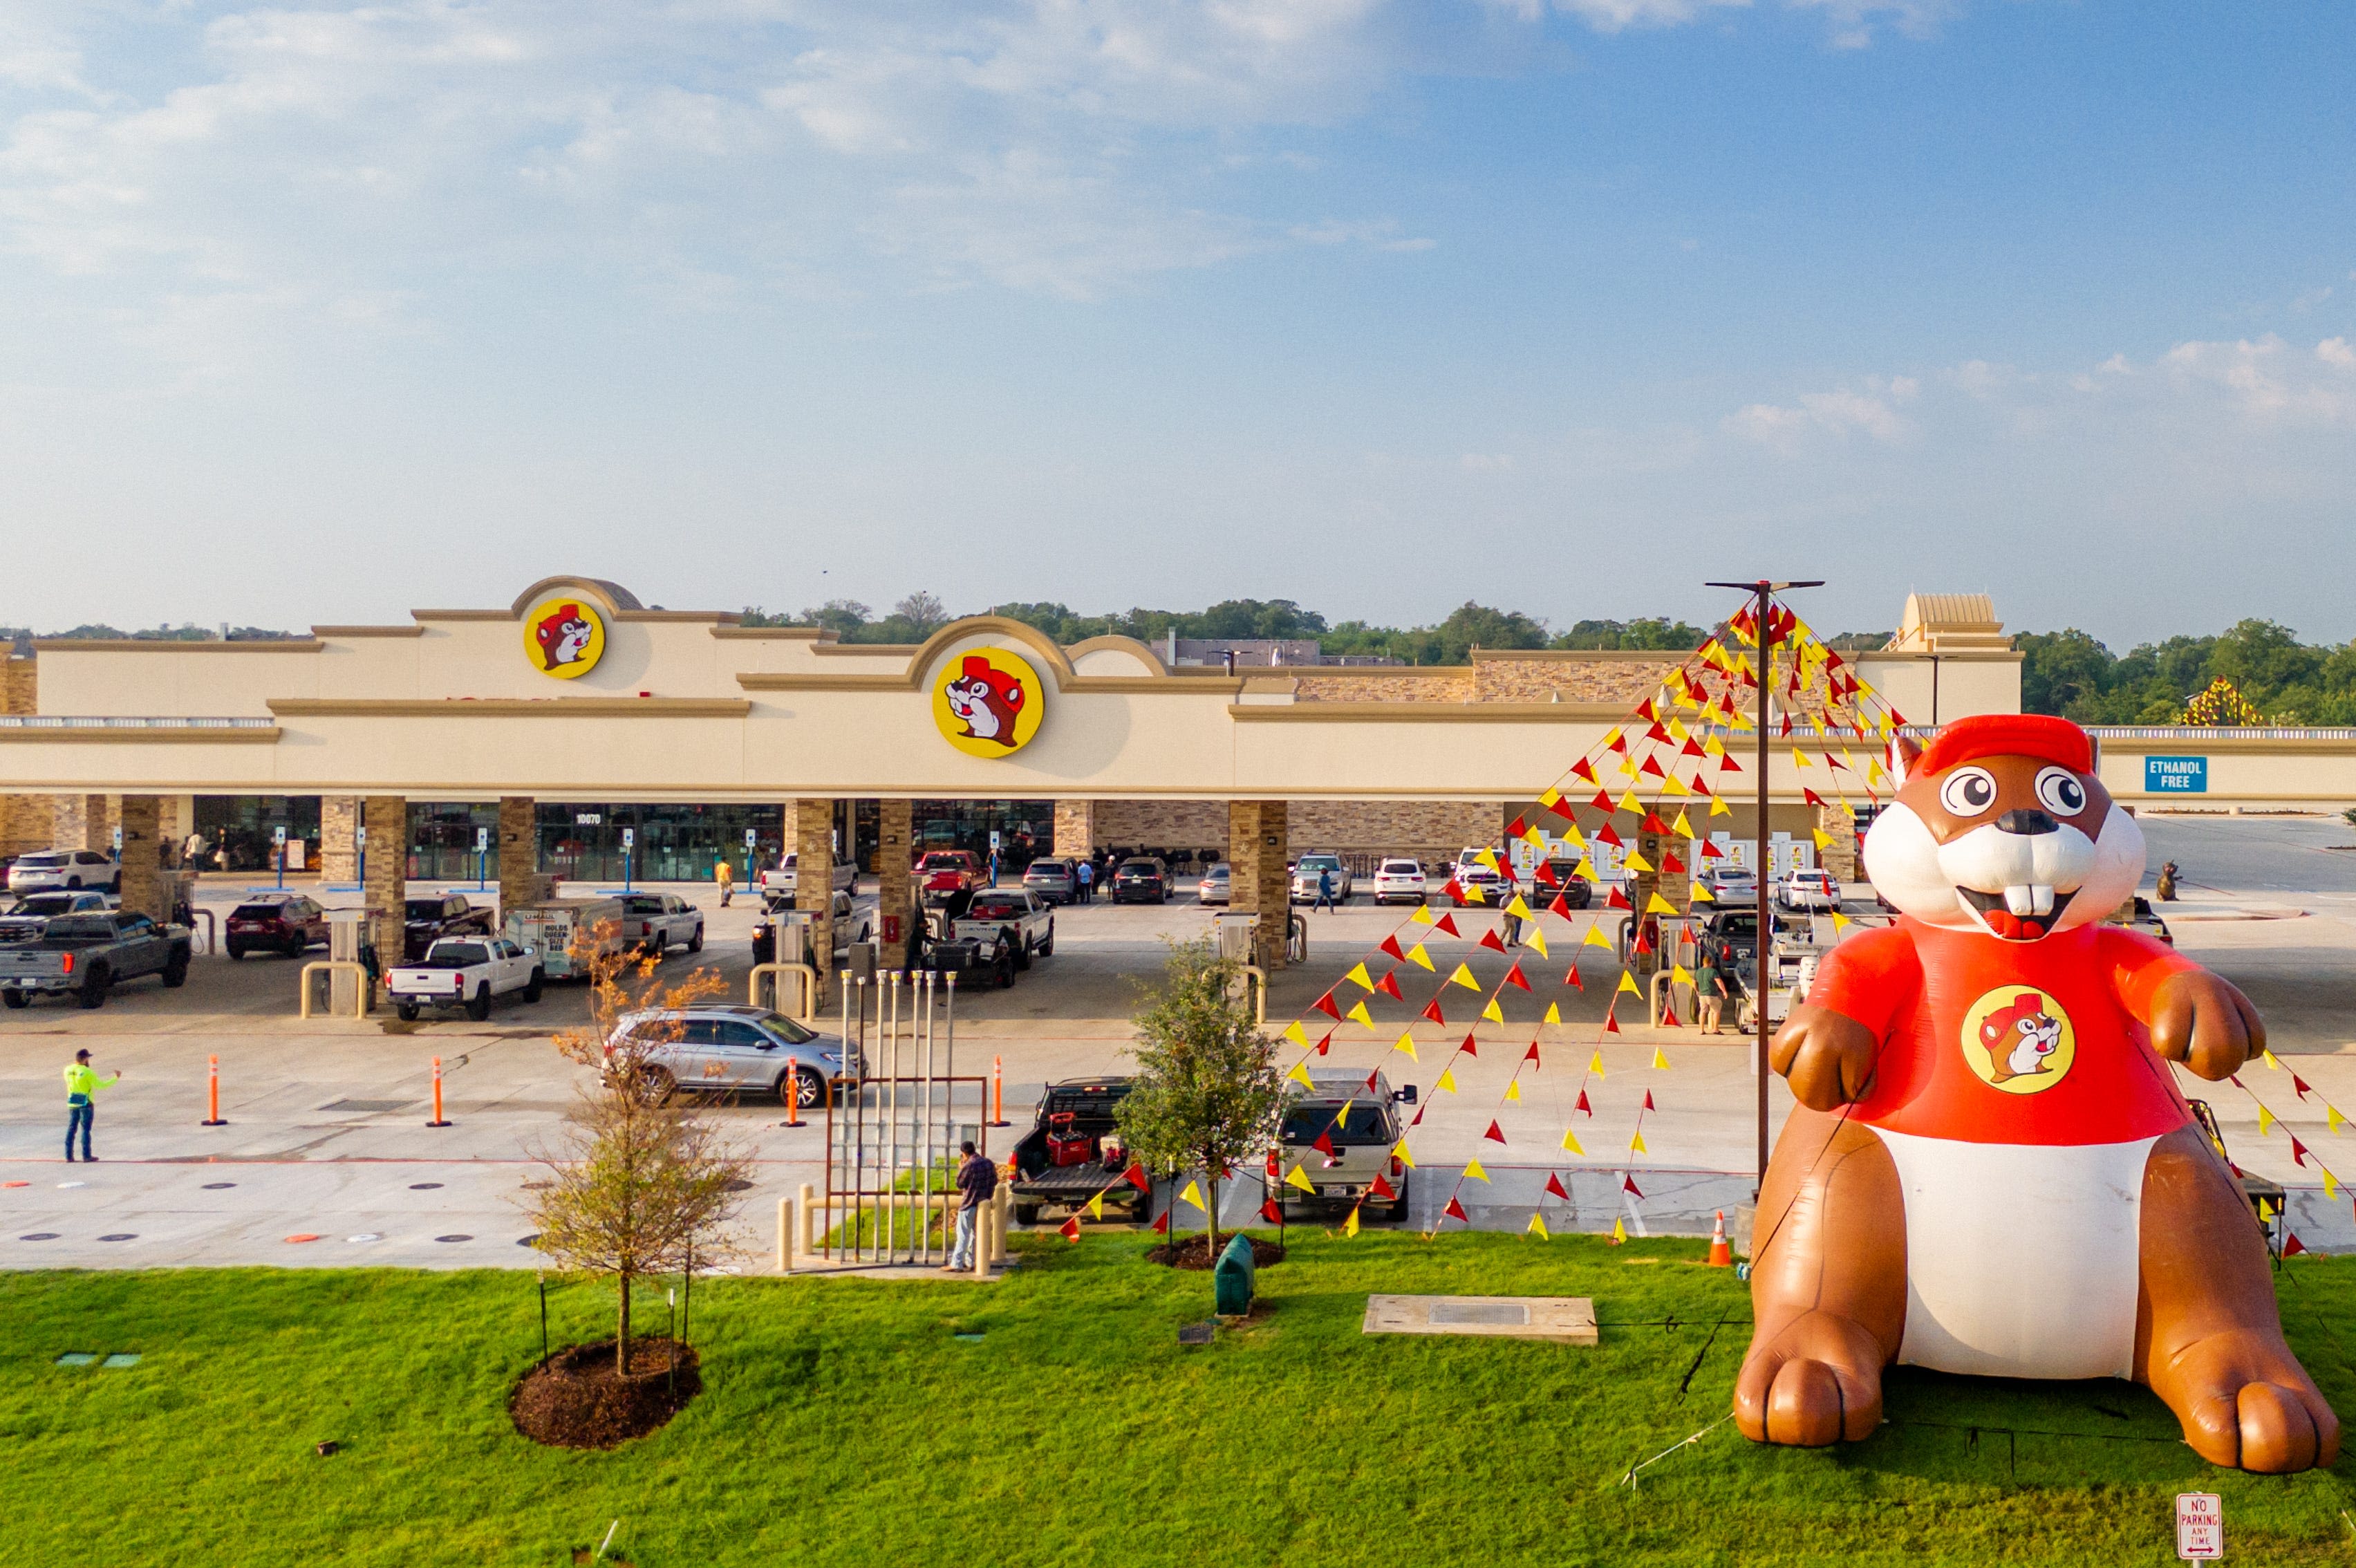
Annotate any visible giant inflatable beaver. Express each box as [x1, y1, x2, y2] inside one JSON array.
[[1737, 713, 2339, 1473]]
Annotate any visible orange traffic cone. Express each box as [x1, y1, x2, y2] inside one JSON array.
[[1706, 1209, 1732, 1268]]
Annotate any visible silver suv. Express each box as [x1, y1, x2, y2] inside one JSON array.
[[608, 1003, 857, 1110], [1275, 1068, 1414, 1221]]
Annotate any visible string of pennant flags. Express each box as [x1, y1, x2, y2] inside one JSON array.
[[2215, 1048, 2356, 1257], [1038, 594, 1923, 1242]]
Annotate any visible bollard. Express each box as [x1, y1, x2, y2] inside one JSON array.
[[972, 1197, 993, 1279], [201, 1054, 227, 1127], [990, 1181, 1010, 1265], [782, 1063, 802, 1128], [427, 1056, 451, 1128], [797, 1182, 816, 1260], [989, 1056, 1008, 1127], [778, 1197, 795, 1274]]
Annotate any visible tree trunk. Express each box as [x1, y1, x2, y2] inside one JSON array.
[[617, 1270, 632, 1376], [1204, 1152, 1220, 1262]]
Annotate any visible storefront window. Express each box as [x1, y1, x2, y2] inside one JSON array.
[[535, 804, 786, 885], [408, 803, 501, 882], [879, 801, 1052, 872], [193, 796, 321, 874]]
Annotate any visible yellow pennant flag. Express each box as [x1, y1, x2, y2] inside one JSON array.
[[1344, 1206, 1361, 1238], [1602, 727, 1624, 752], [1583, 924, 1614, 949], [1660, 774, 1692, 797], [1622, 850, 1655, 875], [1672, 809, 1696, 839], [1544, 1002, 1562, 1025], [2328, 1170, 2342, 1200], [1645, 893, 1679, 916], [1475, 848, 1500, 870], [1709, 796, 1733, 817], [1527, 1212, 1551, 1240], [1611, 1217, 1628, 1244], [1505, 1079, 1522, 1101], [1464, 1158, 1490, 1182], [1691, 884, 1716, 904], [1345, 962, 1375, 991], [1831, 912, 1852, 935], [1394, 1030, 1419, 1062], [1522, 828, 1547, 851], [1393, 1140, 1417, 1169], [1287, 1061, 1315, 1088], [1667, 716, 1690, 741], [1436, 1068, 1459, 1094], [2331, 1105, 2347, 1135], [1704, 734, 1727, 756], [1410, 904, 1436, 926], [1506, 894, 1535, 921], [1449, 963, 1481, 991], [1525, 928, 1549, 958], [1812, 829, 1833, 851], [1652, 1048, 1670, 1070], [1462, 884, 1488, 904], [2263, 1049, 2283, 1071], [1180, 1179, 1206, 1209], [1793, 750, 1813, 769], [1630, 1130, 1648, 1155], [1286, 1165, 1316, 1195], [1616, 971, 1643, 997], [2258, 1105, 2276, 1136], [1573, 856, 1598, 879], [1561, 1128, 1585, 1155], [1538, 787, 1564, 811], [1671, 964, 1694, 984], [1481, 998, 1504, 1024], [1407, 943, 1435, 971], [1283, 1020, 1309, 1047], [1618, 789, 1646, 814], [1589, 1051, 1607, 1076], [1560, 822, 1587, 849], [1088, 1192, 1105, 1220], [1867, 760, 1889, 788], [1347, 1000, 1375, 1029]]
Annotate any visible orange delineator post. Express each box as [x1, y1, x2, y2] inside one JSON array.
[[201, 1054, 226, 1127], [427, 1056, 451, 1128], [783, 1065, 802, 1128], [989, 1056, 1008, 1127]]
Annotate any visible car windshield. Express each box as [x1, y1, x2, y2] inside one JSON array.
[[420, 943, 489, 967], [749, 1010, 816, 1045], [12, 895, 76, 915], [1117, 859, 1158, 873], [404, 899, 449, 920], [1380, 861, 1420, 874], [1298, 855, 1340, 869], [231, 904, 289, 921], [919, 855, 965, 870], [45, 916, 115, 940], [1203, 864, 1230, 878], [621, 896, 663, 913], [1281, 1104, 1394, 1146], [1025, 861, 1068, 875]]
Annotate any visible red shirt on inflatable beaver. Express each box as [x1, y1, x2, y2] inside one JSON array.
[[1736, 713, 2339, 1473]]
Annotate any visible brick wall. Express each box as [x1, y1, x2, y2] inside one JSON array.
[[1074, 799, 1498, 867], [1292, 671, 1475, 702], [1473, 655, 1685, 703], [0, 657, 48, 859]]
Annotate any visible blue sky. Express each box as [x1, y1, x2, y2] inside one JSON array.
[[3, 1, 2352, 647]]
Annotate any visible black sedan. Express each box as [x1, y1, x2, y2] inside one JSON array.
[[1110, 856, 1170, 905]]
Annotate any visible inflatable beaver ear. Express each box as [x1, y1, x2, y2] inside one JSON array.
[[1887, 734, 1924, 788]]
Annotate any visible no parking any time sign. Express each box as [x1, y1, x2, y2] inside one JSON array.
[[2176, 1492, 2222, 1559]]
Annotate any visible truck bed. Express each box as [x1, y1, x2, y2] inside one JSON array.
[[1016, 1161, 1125, 1195]]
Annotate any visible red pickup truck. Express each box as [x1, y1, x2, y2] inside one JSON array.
[[914, 850, 984, 905]]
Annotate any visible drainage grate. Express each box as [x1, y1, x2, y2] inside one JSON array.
[[409, 1182, 444, 1191], [1177, 1323, 1215, 1347], [96, 1233, 135, 1243], [1430, 1301, 1530, 1327], [200, 1182, 236, 1191], [54, 1353, 95, 1367], [516, 1235, 541, 1248], [319, 1099, 413, 1114], [434, 1234, 472, 1243], [101, 1354, 140, 1368], [19, 1233, 58, 1242]]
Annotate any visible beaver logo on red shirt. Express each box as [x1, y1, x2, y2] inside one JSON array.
[[534, 604, 594, 672], [1977, 991, 2062, 1083], [944, 655, 1025, 746]]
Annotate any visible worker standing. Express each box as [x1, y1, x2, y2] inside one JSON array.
[[715, 856, 736, 908], [64, 1049, 119, 1163]]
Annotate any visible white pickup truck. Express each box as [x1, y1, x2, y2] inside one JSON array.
[[756, 853, 858, 902], [949, 890, 1055, 969], [617, 893, 704, 958], [389, 936, 545, 1021]]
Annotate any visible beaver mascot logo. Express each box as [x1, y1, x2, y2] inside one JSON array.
[[944, 655, 1025, 746], [534, 604, 595, 672], [1976, 991, 2062, 1082]]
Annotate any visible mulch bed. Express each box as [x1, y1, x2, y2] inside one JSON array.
[[511, 1337, 700, 1450], [1146, 1235, 1287, 1270]]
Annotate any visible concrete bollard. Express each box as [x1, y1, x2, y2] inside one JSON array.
[[989, 1182, 1010, 1265], [797, 1182, 816, 1260], [778, 1197, 795, 1274], [972, 1200, 992, 1279]]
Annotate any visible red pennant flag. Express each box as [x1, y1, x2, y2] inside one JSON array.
[[1523, 1041, 1542, 1063], [2292, 1138, 2309, 1168], [1634, 698, 1658, 721], [1433, 913, 1461, 937], [1506, 815, 1527, 839], [1535, 860, 1559, 888], [1441, 877, 1464, 902], [1644, 722, 1672, 745], [1700, 839, 1723, 859], [1804, 787, 1828, 808], [1547, 893, 1571, 919], [1640, 756, 1667, 779], [1421, 998, 1447, 1025], [1590, 790, 1618, 812], [1640, 808, 1670, 832], [1125, 1161, 1152, 1191], [1060, 1216, 1082, 1241], [1369, 1172, 1396, 1200], [1484, 1120, 1506, 1144], [1575, 1089, 1592, 1115], [1410, 1105, 1426, 1126], [1661, 851, 1686, 875], [1545, 1172, 1571, 1201], [1603, 1003, 1621, 1035], [1643, 1090, 1656, 1111], [1152, 1210, 1171, 1234], [1260, 1200, 1284, 1225], [1720, 752, 1743, 773], [1690, 773, 1714, 797], [1365, 1070, 1381, 1094], [1381, 933, 1407, 962], [1564, 963, 1582, 989], [1461, 1034, 1479, 1056], [1504, 962, 1530, 991], [1314, 991, 1343, 1020], [2285, 1233, 2309, 1257], [2294, 1075, 2313, 1099], [1632, 926, 1653, 954], [1571, 759, 1598, 784], [1376, 970, 1405, 1000], [1608, 731, 1629, 755], [1658, 1007, 1680, 1027], [1314, 1131, 1337, 1157], [1681, 737, 1707, 758], [1596, 823, 1625, 848], [1607, 886, 1632, 911], [1623, 1174, 1645, 1198], [1443, 1195, 1469, 1223], [1479, 928, 1508, 954], [1316, 1030, 1334, 1055]]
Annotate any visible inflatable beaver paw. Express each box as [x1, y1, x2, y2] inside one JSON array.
[[2147, 969, 2265, 1082], [1768, 1005, 1878, 1112], [1733, 1309, 1886, 1447], [2158, 1327, 2342, 1473]]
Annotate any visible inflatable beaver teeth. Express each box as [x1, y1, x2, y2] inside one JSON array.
[[1737, 713, 2339, 1473]]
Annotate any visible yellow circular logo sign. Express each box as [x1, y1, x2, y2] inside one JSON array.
[[1962, 985, 2076, 1094], [933, 648, 1044, 757], [522, 597, 606, 680]]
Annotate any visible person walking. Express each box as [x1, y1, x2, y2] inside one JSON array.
[[944, 1139, 998, 1272], [715, 856, 736, 908], [1313, 864, 1338, 914], [1696, 946, 1734, 1035], [1074, 857, 1094, 905], [64, 1049, 118, 1163]]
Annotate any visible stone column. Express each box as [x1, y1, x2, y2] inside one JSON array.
[[116, 796, 167, 924], [496, 796, 550, 912], [54, 794, 112, 852], [1815, 800, 1859, 883], [876, 799, 913, 950], [319, 796, 361, 883], [1228, 800, 1291, 971], [362, 795, 408, 975], [1052, 800, 1095, 859], [793, 798, 836, 1003]]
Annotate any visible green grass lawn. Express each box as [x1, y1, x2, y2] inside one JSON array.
[[6, 1233, 2356, 1566]]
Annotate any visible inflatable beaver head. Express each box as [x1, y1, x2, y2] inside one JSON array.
[[1861, 714, 2143, 942]]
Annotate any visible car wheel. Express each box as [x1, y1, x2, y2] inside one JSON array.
[[523, 968, 543, 1004], [76, 963, 110, 1009], [1, 991, 27, 1009], [650, 933, 668, 962], [285, 935, 305, 960], [396, 1002, 420, 1022], [688, 926, 704, 954], [464, 983, 491, 1022], [162, 953, 189, 989], [996, 955, 1016, 989], [780, 1065, 823, 1110], [1038, 921, 1054, 958], [66, 876, 81, 890], [1013, 1202, 1041, 1226], [636, 1066, 676, 1105], [1011, 928, 1031, 971], [227, 944, 245, 960]]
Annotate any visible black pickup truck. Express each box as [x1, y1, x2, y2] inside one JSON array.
[[1009, 1077, 1148, 1225]]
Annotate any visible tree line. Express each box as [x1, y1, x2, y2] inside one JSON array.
[[2019, 620, 2356, 725]]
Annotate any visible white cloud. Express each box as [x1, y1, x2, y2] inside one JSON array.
[[1726, 374, 1918, 447], [2156, 335, 2356, 427], [1785, 0, 1959, 48]]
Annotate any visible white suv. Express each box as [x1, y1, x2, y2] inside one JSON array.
[[1370, 859, 1428, 905], [7, 850, 121, 895], [1777, 868, 1842, 912]]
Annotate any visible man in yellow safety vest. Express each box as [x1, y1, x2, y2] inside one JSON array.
[[64, 1049, 119, 1163]]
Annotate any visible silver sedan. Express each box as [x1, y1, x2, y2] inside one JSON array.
[[608, 1003, 857, 1110]]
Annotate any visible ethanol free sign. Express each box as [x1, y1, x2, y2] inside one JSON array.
[[2144, 755, 2208, 794]]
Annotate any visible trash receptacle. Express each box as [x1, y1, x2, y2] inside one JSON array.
[[1213, 1233, 1255, 1317]]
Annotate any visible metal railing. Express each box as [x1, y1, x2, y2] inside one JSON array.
[[0, 715, 276, 729]]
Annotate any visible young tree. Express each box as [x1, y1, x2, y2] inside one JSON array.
[[1114, 938, 1292, 1258], [527, 925, 747, 1374]]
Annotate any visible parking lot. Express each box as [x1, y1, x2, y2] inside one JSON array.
[[8, 814, 2356, 1266]]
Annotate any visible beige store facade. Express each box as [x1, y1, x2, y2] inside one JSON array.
[[0, 577, 2028, 973]]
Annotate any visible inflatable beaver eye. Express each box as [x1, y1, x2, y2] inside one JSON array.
[[1938, 765, 1998, 817], [2035, 767, 2087, 817]]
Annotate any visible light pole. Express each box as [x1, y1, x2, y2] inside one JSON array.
[[1705, 578, 1822, 1195]]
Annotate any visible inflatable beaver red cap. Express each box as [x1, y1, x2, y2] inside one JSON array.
[[1736, 712, 2339, 1473]]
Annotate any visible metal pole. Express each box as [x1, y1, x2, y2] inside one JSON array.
[[921, 970, 936, 1264], [854, 975, 868, 1262], [835, 968, 850, 1263], [886, 971, 901, 1263], [1753, 582, 1773, 1196]]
